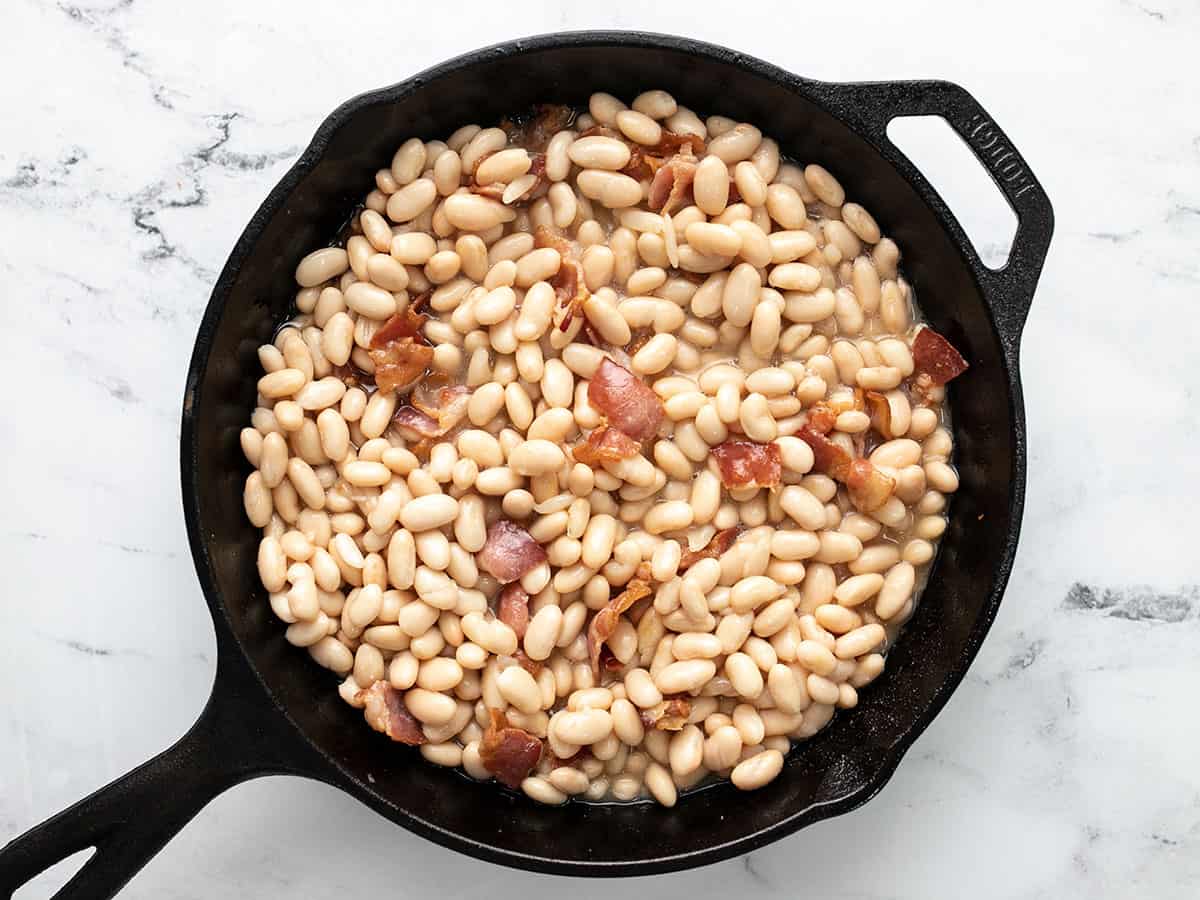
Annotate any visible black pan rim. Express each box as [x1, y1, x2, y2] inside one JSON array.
[[180, 29, 1028, 876]]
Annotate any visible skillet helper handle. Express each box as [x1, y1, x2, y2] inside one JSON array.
[[831, 79, 1055, 346], [0, 660, 311, 899]]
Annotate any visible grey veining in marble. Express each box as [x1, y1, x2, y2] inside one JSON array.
[[3, 0, 1198, 897]]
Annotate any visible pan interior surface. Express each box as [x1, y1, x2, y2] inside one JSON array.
[[186, 35, 1018, 873]]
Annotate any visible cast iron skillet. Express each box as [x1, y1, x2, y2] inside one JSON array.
[[0, 31, 1053, 897]]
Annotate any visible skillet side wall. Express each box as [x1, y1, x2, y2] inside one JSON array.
[[188, 37, 1017, 871]]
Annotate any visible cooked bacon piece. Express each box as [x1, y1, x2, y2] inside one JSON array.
[[532, 226, 588, 331], [412, 381, 467, 414], [369, 302, 427, 349], [369, 339, 433, 394], [797, 427, 897, 512], [496, 583, 530, 639], [640, 697, 691, 731], [476, 519, 548, 584], [572, 425, 642, 468], [527, 152, 547, 182], [678, 526, 741, 571], [624, 330, 653, 357], [648, 152, 698, 215], [514, 650, 543, 676], [912, 326, 969, 385], [804, 403, 838, 435], [392, 405, 439, 437], [863, 390, 893, 438], [332, 361, 373, 389], [712, 440, 783, 488], [393, 384, 471, 439], [479, 709, 543, 789], [502, 104, 575, 151], [621, 142, 649, 180], [551, 258, 588, 331], [599, 646, 625, 672], [413, 383, 470, 427], [587, 358, 664, 442], [367, 299, 434, 395], [845, 457, 897, 513], [807, 391, 864, 436], [649, 130, 707, 157], [798, 425, 853, 481], [587, 578, 653, 674], [533, 224, 572, 255], [357, 681, 426, 746]]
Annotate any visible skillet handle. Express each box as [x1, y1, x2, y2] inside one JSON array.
[[0, 653, 317, 899], [826, 79, 1054, 348]]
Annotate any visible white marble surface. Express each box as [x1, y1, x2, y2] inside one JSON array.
[[3, 0, 1198, 896]]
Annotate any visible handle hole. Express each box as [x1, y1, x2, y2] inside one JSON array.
[[13, 847, 95, 899], [887, 115, 1017, 269]]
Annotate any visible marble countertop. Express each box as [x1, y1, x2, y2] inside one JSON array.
[[3, 0, 1197, 896]]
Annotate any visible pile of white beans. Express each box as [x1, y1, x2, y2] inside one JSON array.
[[241, 89, 960, 806]]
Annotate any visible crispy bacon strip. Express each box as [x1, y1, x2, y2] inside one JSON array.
[[912, 326, 969, 385], [587, 578, 653, 675], [863, 390, 893, 439], [845, 457, 897, 513], [599, 646, 625, 672], [533, 224, 572, 255], [640, 697, 691, 731], [476, 519, 547, 584], [807, 391, 864, 433], [621, 141, 649, 180], [357, 681, 426, 745], [369, 340, 433, 395], [587, 358, 664, 442], [369, 294, 436, 396], [711, 440, 783, 488], [367, 294, 434, 394], [369, 302, 427, 349], [649, 131, 707, 157], [496, 583, 530, 640], [514, 650, 543, 676], [392, 405, 439, 436], [805, 404, 837, 434], [366, 306, 428, 395], [526, 152, 547, 183], [798, 425, 852, 481], [332, 360, 372, 389], [392, 384, 471, 439], [552, 258, 588, 331], [533, 226, 589, 331], [479, 709, 542, 789], [648, 152, 697, 215], [797, 427, 896, 513], [678, 526, 741, 571], [572, 425, 642, 468]]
